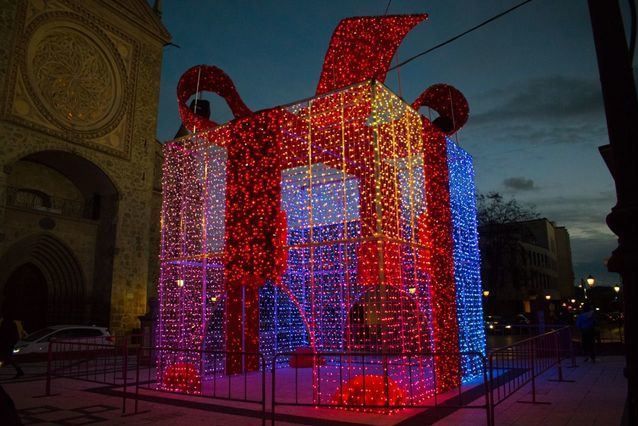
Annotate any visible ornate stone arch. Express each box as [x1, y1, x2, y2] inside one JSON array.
[[3, 145, 123, 197], [2, 148, 121, 326], [0, 233, 86, 326]]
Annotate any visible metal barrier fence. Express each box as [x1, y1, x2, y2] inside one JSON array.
[[486, 321, 623, 344], [485, 323, 571, 336], [43, 327, 575, 425], [488, 326, 574, 423], [45, 336, 140, 413], [271, 351, 490, 425], [133, 347, 266, 425], [45, 336, 130, 412]]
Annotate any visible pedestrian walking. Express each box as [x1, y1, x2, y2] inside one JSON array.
[[576, 303, 597, 362], [0, 314, 25, 379]]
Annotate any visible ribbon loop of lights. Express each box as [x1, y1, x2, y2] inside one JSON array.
[[158, 14, 485, 410]]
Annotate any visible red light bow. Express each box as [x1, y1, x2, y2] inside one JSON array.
[[412, 83, 469, 135], [177, 65, 252, 132]]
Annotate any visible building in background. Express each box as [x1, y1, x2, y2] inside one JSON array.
[[0, 0, 169, 334], [480, 218, 575, 316]]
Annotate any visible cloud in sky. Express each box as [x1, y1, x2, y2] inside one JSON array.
[[503, 176, 536, 191], [462, 74, 617, 285], [471, 76, 603, 124], [464, 75, 608, 147], [526, 192, 613, 223]]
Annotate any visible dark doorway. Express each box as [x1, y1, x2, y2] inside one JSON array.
[[2, 263, 48, 332]]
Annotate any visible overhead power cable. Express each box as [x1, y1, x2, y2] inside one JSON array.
[[628, 0, 636, 62], [388, 0, 536, 72], [384, 0, 393, 16]]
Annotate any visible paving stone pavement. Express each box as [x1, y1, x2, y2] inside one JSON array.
[[433, 356, 625, 426], [0, 356, 626, 425]]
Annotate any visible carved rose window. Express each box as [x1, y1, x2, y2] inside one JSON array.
[[22, 17, 127, 137], [32, 29, 115, 127]]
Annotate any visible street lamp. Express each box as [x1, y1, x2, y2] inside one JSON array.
[[584, 274, 595, 299], [545, 294, 551, 300], [614, 284, 621, 304], [482, 290, 490, 315]]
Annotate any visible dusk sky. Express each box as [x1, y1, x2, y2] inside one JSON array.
[[154, 0, 626, 287]]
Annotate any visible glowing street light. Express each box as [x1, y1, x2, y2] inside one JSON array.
[[545, 294, 551, 300], [483, 290, 490, 297], [613, 284, 622, 303], [583, 274, 595, 299]]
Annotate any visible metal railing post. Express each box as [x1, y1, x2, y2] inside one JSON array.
[[550, 329, 575, 383], [408, 354, 413, 405], [135, 346, 141, 414], [530, 341, 537, 403], [122, 338, 128, 413], [555, 332, 564, 382], [261, 356, 266, 426], [433, 354, 438, 407], [569, 327, 578, 368], [362, 353, 367, 407], [339, 353, 344, 406], [488, 353, 495, 426], [244, 354, 248, 401], [480, 355, 491, 426], [45, 341, 54, 396], [271, 354, 276, 426], [383, 353, 390, 411], [317, 352, 321, 405]]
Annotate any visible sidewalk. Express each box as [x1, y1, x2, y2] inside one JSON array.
[[435, 356, 625, 426], [0, 356, 626, 425]]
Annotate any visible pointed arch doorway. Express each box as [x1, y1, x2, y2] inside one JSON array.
[[0, 234, 85, 331], [2, 263, 48, 331]]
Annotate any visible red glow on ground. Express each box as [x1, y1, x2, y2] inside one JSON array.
[[162, 363, 201, 394], [337, 374, 406, 409]]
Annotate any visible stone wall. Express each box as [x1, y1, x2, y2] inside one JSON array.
[[147, 141, 163, 300], [0, 0, 169, 335]]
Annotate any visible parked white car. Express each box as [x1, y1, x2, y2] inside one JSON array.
[[13, 325, 113, 355]]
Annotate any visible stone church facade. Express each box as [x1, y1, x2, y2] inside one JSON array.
[[0, 0, 169, 335]]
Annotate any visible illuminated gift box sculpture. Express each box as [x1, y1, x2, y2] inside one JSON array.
[[158, 14, 485, 407]]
